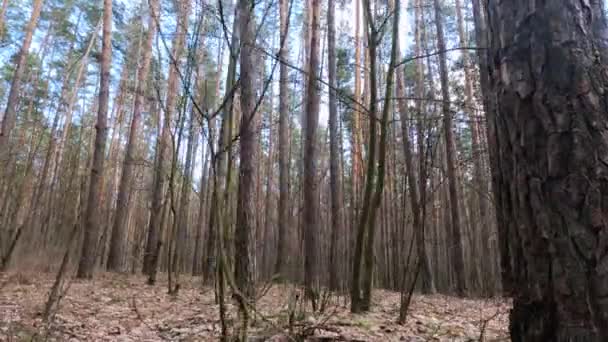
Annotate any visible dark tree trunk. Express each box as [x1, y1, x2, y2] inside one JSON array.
[[487, 1, 608, 340]]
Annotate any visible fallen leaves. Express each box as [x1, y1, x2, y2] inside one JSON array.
[[0, 272, 510, 341]]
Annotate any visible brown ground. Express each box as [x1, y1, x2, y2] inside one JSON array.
[[0, 271, 510, 341]]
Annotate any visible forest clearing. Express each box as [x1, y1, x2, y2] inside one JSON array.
[[1, 0, 608, 340]]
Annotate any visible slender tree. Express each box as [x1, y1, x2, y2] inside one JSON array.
[[76, 0, 112, 279], [144, 0, 189, 283], [326, 0, 344, 292], [0, 0, 43, 159], [395, 0, 434, 294], [274, 0, 291, 280], [432, 0, 466, 295], [107, 0, 157, 272]]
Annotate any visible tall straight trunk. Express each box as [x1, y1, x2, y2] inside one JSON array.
[[488, 1, 608, 339], [303, 0, 321, 310], [327, 0, 344, 292], [361, 0, 399, 310], [192, 139, 209, 276], [76, 0, 112, 279], [275, 0, 291, 279], [261, 94, 274, 279], [432, 0, 466, 296], [471, 0, 502, 294], [193, 39, 220, 277], [454, 0, 487, 294], [396, 58, 434, 293], [172, 106, 196, 283], [351, 0, 363, 217], [144, 0, 188, 283], [108, 0, 157, 272], [0, 0, 43, 157], [234, 0, 257, 307], [101, 65, 130, 263], [351, 0, 379, 313]]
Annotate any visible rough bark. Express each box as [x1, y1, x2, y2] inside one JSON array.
[[76, 0, 112, 279], [487, 1, 608, 340], [234, 0, 257, 305]]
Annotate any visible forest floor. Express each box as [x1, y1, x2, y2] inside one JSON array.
[[0, 271, 510, 341]]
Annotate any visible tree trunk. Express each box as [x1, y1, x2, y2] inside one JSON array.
[[488, 1, 608, 339], [144, 0, 188, 283], [204, 2, 240, 285], [274, 0, 291, 280], [234, 0, 257, 310], [76, 0, 112, 279], [327, 0, 344, 292], [351, 0, 363, 221], [454, 0, 487, 295], [432, 0, 466, 296], [107, 0, 157, 272], [0, 0, 43, 158], [471, 0, 502, 295], [303, 0, 321, 311]]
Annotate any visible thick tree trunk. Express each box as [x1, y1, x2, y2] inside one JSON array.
[[432, 0, 467, 296], [488, 1, 608, 340], [76, 0, 112, 279], [108, 0, 157, 272], [0, 0, 43, 158]]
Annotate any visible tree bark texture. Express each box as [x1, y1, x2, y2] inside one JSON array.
[[488, 1, 608, 340]]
